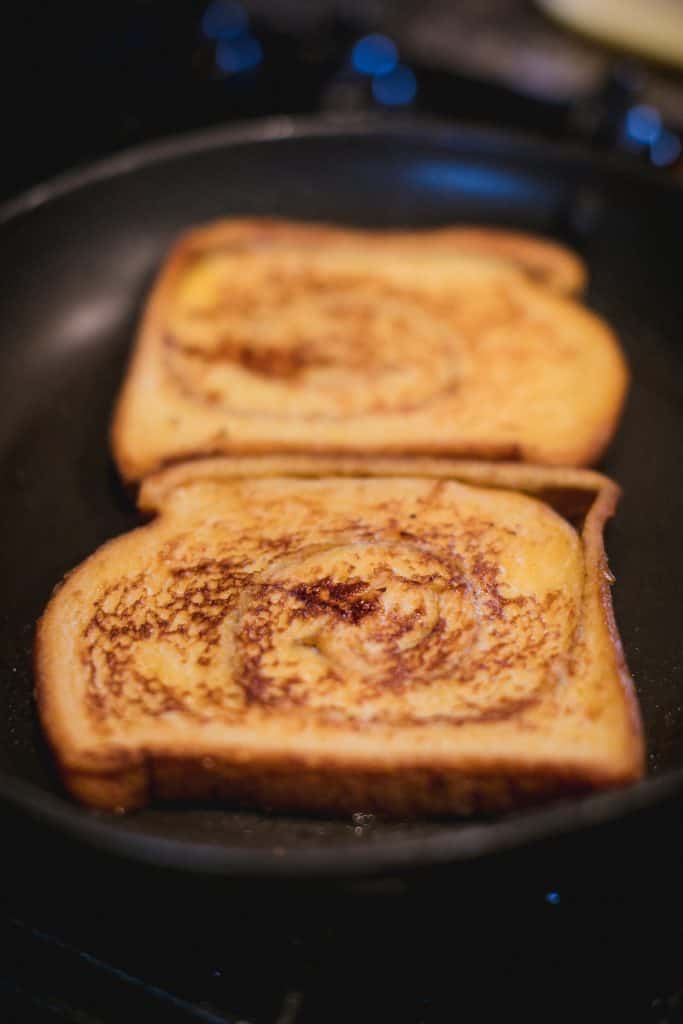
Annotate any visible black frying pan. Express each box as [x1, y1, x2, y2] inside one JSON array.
[[1, 116, 682, 879]]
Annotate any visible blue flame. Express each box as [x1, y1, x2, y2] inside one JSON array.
[[545, 891, 561, 905], [352, 34, 398, 76], [216, 34, 262, 74], [372, 64, 417, 107], [625, 104, 662, 146], [651, 129, 681, 168]]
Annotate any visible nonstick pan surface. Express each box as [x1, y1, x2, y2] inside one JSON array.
[[1, 116, 682, 878]]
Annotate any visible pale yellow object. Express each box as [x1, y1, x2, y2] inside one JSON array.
[[538, 0, 683, 69]]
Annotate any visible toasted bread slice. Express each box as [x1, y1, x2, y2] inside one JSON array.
[[36, 456, 644, 815], [111, 219, 624, 482]]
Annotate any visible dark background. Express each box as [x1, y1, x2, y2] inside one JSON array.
[[2, 0, 682, 204], [1, 3, 683, 1022]]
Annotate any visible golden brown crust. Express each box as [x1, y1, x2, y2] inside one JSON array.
[[110, 218, 624, 482], [149, 759, 593, 817], [162, 218, 587, 295], [35, 458, 644, 815]]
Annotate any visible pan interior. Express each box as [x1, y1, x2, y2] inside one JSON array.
[[1, 121, 682, 870]]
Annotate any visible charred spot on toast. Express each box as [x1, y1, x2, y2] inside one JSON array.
[[289, 577, 379, 624]]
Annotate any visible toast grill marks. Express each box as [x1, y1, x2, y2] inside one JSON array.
[[77, 478, 581, 735]]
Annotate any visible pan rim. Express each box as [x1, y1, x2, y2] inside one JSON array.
[[2, 767, 681, 879], [1, 112, 681, 878], [0, 111, 681, 229]]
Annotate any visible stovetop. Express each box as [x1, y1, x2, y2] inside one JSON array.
[[2, 795, 683, 1024], [1, 3, 683, 1021], [3, 889, 682, 1024]]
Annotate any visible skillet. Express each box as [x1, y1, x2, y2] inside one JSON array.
[[1, 115, 682, 879]]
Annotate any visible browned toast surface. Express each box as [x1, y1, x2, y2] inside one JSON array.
[[111, 219, 625, 482], [36, 457, 644, 815]]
